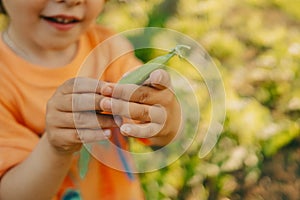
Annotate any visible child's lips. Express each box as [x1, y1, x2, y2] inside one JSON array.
[[41, 15, 81, 31], [41, 14, 81, 24]]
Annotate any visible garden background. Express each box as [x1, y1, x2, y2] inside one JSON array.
[[1, 0, 300, 199]]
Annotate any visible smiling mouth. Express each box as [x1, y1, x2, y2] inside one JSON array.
[[41, 16, 80, 24]]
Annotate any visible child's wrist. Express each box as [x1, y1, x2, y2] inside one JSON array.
[[42, 133, 80, 157]]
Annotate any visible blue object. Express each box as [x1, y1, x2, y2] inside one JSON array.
[[62, 189, 81, 200], [113, 135, 135, 180]]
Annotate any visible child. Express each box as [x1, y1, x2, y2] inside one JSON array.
[[0, 0, 181, 199]]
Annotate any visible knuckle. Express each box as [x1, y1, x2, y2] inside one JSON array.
[[140, 107, 150, 121], [46, 130, 81, 153], [46, 131, 60, 147], [118, 85, 127, 99], [66, 95, 73, 108], [46, 93, 59, 109], [112, 84, 123, 98], [64, 113, 74, 127], [46, 99, 55, 111], [73, 112, 85, 128], [72, 94, 80, 110], [64, 77, 84, 93], [45, 112, 55, 125], [45, 108, 60, 127], [66, 78, 76, 85], [65, 78, 76, 89], [138, 91, 149, 104], [112, 100, 124, 114]]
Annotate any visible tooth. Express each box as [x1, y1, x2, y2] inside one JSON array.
[[57, 17, 64, 23]]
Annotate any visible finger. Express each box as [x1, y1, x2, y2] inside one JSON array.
[[46, 129, 83, 153], [59, 77, 108, 94], [77, 129, 111, 143], [129, 86, 173, 105], [55, 93, 105, 112], [100, 97, 167, 123], [47, 128, 81, 145], [144, 69, 172, 89], [120, 123, 162, 138], [73, 112, 119, 129], [46, 128, 111, 154], [106, 83, 173, 105], [52, 111, 118, 129]]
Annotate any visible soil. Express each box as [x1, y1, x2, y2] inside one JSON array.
[[233, 138, 300, 200]]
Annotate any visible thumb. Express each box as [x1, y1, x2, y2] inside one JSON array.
[[145, 69, 171, 90]]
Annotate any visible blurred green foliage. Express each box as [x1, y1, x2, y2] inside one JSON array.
[[99, 0, 300, 199]]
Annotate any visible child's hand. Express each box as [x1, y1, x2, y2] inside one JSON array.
[[45, 78, 117, 154], [100, 69, 182, 146]]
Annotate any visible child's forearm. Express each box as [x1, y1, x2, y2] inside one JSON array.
[[0, 134, 74, 200]]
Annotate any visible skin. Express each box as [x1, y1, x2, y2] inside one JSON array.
[[0, 0, 181, 199], [1, 0, 105, 67]]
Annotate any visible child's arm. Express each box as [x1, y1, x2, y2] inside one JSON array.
[[0, 78, 115, 200], [0, 135, 73, 200]]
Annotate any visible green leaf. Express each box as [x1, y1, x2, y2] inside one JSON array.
[[79, 146, 91, 179]]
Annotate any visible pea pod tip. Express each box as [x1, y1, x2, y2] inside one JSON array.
[[172, 44, 191, 58]]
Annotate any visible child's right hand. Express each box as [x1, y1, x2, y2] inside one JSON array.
[[45, 78, 117, 154]]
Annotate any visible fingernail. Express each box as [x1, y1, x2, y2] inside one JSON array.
[[101, 98, 111, 110], [121, 125, 131, 134], [102, 85, 113, 96], [151, 70, 162, 83], [103, 129, 111, 137]]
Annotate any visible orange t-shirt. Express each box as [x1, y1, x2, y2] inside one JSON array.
[[0, 25, 144, 200]]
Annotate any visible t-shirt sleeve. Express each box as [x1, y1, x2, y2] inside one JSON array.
[[0, 100, 39, 177]]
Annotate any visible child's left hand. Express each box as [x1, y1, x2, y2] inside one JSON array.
[[100, 69, 181, 146]]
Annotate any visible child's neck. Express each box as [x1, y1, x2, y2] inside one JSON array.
[[3, 30, 78, 68], [26, 44, 78, 68]]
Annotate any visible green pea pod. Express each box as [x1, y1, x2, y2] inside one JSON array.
[[119, 44, 191, 85]]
